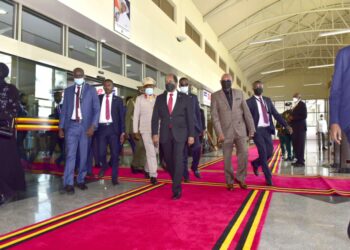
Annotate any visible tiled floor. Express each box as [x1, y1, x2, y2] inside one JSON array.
[[1, 139, 349, 249]]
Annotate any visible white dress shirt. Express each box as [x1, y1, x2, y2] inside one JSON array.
[[317, 119, 328, 133], [166, 90, 178, 112], [99, 94, 113, 123], [254, 95, 270, 127], [71, 84, 83, 120]]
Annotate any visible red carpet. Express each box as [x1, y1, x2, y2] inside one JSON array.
[[1, 184, 271, 250]]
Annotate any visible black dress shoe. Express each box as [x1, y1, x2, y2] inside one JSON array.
[[98, 169, 105, 178], [183, 178, 190, 183], [251, 161, 259, 176], [144, 172, 150, 179], [226, 184, 234, 191], [193, 170, 201, 178], [86, 173, 94, 178], [266, 180, 273, 186], [130, 165, 138, 174], [172, 192, 182, 200], [150, 177, 158, 185], [292, 162, 305, 167], [77, 183, 88, 190], [65, 185, 75, 194], [112, 179, 119, 186]]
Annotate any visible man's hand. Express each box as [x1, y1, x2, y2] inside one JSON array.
[[59, 128, 64, 138], [188, 137, 194, 146], [286, 126, 293, 134], [86, 126, 95, 137], [218, 134, 225, 143], [330, 124, 342, 144], [152, 135, 159, 146], [133, 133, 141, 140], [120, 133, 126, 144]]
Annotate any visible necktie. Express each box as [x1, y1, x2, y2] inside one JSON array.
[[76, 86, 80, 121], [168, 93, 173, 114], [259, 97, 269, 123], [106, 94, 110, 120]]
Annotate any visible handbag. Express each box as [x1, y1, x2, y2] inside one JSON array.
[[0, 118, 15, 138]]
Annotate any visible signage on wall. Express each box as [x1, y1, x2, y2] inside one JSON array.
[[202, 90, 211, 106], [114, 0, 131, 38]]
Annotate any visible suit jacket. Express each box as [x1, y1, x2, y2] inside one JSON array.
[[330, 46, 350, 130], [211, 89, 255, 139], [188, 93, 203, 136], [246, 96, 288, 135], [59, 83, 100, 131], [49, 104, 62, 120], [290, 101, 307, 131], [125, 96, 136, 134], [98, 94, 125, 135], [151, 91, 194, 143]]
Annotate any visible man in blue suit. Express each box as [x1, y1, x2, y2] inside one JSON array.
[[246, 80, 292, 186], [179, 77, 203, 181], [97, 79, 125, 185], [59, 68, 100, 194]]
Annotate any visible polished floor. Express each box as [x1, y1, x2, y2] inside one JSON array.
[[1, 139, 349, 249]]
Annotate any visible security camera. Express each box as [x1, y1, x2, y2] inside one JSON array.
[[176, 36, 186, 42]]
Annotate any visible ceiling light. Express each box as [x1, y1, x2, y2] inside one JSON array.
[[261, 68, 285, 75], [86, 46, 96, 52], [0, 9, 7, 15], [126, 64, 132, 67], [272, 95, 285, 98], [249, 38, 283, 45], [308, 64, 334, 69], [267, 85, 285, 88], [319, 29, 350, 37], [101, 39, 106, 43], [303, 83, 323, 86]]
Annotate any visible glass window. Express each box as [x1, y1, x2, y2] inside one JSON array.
[[274, 101, 285, 113], [0, 0, 13, 38], [185, 20, 201, 47], [126, 56, 142, 81], [68, 29, 97, 66], [219, 57, 226, 72], [205, 42, 216, 62], [152, 0, 175, 21], [22, 8, 62, 54], [145, 65, 157, 81], [102, 45, 122, 75], [159, 72, 166, 90]]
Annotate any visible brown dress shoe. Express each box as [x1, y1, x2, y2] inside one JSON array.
[[236, 180, 248, 189], [226, 184, 234, 191]]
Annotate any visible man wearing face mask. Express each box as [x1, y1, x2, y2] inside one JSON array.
[[133, 77, 158, 185], [289, 93, 307, 167], [59, 68, 100, 194], [152, 73, 194, 199], [246, 81, 292, 186], [97, 79, 125, 185], [179, 77, 203, 182], [211, 73, 255, 191]]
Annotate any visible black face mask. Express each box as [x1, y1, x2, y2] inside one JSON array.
[[254, 87, 263, 96], [221, 80, 232, 91], [165, 82, 176, 92]]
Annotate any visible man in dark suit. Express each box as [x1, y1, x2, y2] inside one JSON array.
[[97, 79, 125, 185], [59, 68, 100, 194], [152, 73, 195, 199], [289, 93, 307, 167], [179, 77, 203, 182], [247, 80, 292, 186]]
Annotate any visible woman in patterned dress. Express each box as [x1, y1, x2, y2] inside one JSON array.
[[0, 63, 26, 205]]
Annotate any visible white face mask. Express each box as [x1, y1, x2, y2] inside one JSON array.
[[292, 97, 299, 103], [145, 87, 154, 96], [74, 78, 84, 85], [180, 86, 189, 94]]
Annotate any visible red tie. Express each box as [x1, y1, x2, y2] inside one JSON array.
[[259, 97, 269, 123], [168, 93, 173, 114], [106, 94, 110, 120], [76, 86, 80, 122]]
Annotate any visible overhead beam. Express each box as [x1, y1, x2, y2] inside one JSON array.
[[203, 0, 243, 21]]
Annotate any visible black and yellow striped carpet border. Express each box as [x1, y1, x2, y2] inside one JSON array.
[[0, 183, 164, 249]]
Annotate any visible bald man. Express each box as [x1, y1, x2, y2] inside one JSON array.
[[211, 73, 255, 191]]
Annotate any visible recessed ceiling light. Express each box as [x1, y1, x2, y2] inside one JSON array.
[[308, 64, 334, 69], [126, 64, 132, 67], [261, 68, 285, 75], [267, 85, 285, 88], [303, 83, 323, 86], [0, 9, 7, 15], [101, 39, 106, 43]]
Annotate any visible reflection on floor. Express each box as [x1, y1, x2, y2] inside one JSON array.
[[1, 139, 349, 249]]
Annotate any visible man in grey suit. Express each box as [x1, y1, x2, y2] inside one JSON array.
[[59, 68, 100, 194], [211, 73, 255, 191]]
